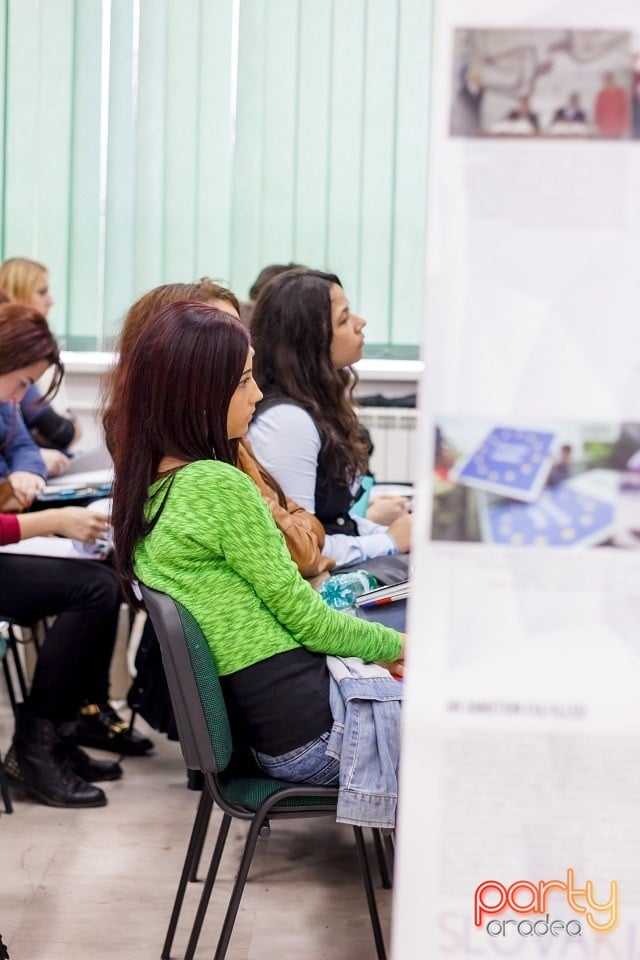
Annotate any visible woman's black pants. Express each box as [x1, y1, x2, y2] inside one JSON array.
[[0, 556, 121, 725]]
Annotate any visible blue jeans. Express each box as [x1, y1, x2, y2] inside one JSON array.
[[252, 731, 340, 785]]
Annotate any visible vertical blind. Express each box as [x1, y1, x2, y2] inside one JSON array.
[[0, 0, 432, 353]]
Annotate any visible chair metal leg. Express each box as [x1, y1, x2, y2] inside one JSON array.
[[2, 657, 18, 715], [184, 812, 233, 960], [384, 831, 395, 872], [353, 826, 387, 960], [372, 828, 393, 889], [209, 813, 269, 960], [0, 751, 13, 814], [161, 789, 214, 959], [188, 784, 211, 882], [7, 625, 30, 704]]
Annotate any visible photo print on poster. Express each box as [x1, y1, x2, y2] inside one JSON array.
[[450, 27, 640, 139], [432, 418, 640, 548]]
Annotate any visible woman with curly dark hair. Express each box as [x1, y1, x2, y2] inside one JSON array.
[[248, 269, 411, 571]]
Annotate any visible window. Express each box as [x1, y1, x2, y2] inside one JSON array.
[[0, 0, 432, 356]]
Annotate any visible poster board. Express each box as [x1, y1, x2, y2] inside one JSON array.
[[393, 2, 640, 957]]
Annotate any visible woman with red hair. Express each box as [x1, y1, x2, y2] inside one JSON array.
[[0, 302, 130, 808]]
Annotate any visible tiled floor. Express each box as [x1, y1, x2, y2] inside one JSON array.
[[0, 705, 392, 960]]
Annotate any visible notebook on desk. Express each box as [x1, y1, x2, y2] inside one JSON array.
[[355, 595, 408, 632], [355, 580, 411, 608], [39, 467, 113, 503]]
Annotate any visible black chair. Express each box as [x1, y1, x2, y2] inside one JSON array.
[[140, 584, 389, 960], [0, 622, 14, 813], [0, 618, 36, 715]]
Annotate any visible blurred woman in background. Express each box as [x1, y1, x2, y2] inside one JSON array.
[[0, 257, 80, 476]]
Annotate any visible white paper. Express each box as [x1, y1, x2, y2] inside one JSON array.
[[0, 536, 103, 560], [394, 2, 640, 957]]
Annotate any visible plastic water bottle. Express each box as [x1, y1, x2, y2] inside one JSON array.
[[318, 570, 379, 610]]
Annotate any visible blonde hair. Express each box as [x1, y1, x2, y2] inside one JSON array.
[[0, 257, 48, 304]]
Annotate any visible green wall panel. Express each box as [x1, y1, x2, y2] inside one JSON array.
[[260, 0, 298, 270], [391, 0, 432, 347], [230, 0, 266, 302], [294, 1, 331, 265], [163, 0, 200, 278], [103, 0, 136, 339], [66, 0, 103, 343], [36, 0, 74, 342], [133, 0, 167, 302], [0, 0, 432, 353], [326, 1, 366, 306], [3, 0, 41, 257], [358, 0, 399, 344], [195, 0, 235, 283]]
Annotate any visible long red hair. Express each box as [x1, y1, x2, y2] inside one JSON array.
[[111, 301, 250, 603]]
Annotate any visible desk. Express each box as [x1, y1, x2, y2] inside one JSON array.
[[355, 598, 407, 632]]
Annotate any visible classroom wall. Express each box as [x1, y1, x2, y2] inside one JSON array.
[[0, 0, 433, 354]]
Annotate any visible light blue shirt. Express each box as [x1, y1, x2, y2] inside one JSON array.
[[249, 402, 397, 568]]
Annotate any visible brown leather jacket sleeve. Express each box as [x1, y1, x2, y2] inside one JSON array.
[[238, 441, 335, 578]]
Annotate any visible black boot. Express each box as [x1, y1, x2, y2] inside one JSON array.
[[57, 724, 123, 782], [3, 705, 107, 808], [75, 702, 154, 756]]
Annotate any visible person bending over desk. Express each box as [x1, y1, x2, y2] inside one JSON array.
[[0, 260, 81, 477], [0, 303, 143, 808]]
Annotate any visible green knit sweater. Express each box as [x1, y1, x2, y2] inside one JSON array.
[[134, 460, 402, 676]]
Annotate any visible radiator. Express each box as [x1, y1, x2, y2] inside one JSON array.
[[358, 407, 418, 484]]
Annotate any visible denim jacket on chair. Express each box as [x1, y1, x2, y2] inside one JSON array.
[[326, 655, 402, 829]]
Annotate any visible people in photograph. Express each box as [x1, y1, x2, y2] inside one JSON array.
[[594, 71, 629, 138], [504, 96, 539, 133], [451, 64, 485, 136], [547, 444, 574, 486], [632, 53, 640, 138], [110, 303, 403, 805], [552, 92, 587, 125], [434, 427, 457, 481]]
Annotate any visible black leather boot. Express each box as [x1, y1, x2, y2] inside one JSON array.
[[75, 702, 154, 756], [3, 705, 107, 808], [57, 722, 123, 782]]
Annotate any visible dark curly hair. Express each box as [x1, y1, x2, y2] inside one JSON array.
[[250, 269, 368, 487]]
